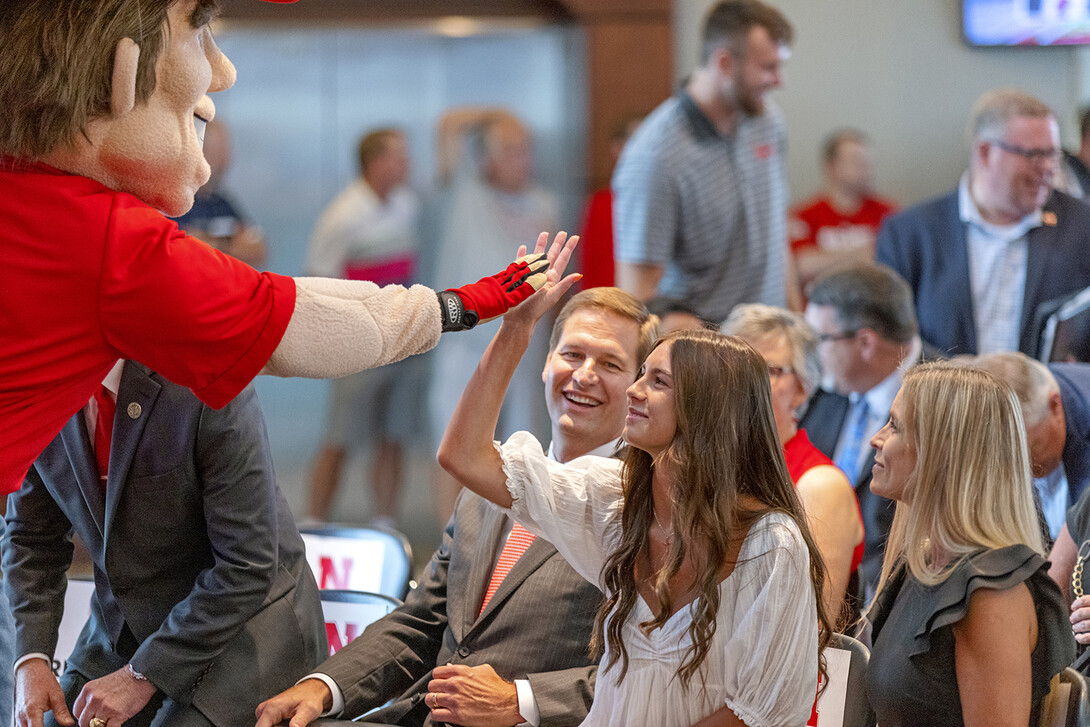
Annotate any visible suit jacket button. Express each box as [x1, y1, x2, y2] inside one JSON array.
[[457, 646, 470, 657]]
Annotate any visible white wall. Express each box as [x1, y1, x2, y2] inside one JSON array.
[[675, 0, 1083, 206], [208, 23, 587, 473]]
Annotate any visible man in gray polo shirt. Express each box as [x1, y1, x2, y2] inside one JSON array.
[[612, 0, 794, 324]]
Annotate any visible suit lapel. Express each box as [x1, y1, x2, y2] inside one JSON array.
[[471, 536, 557, 628], [458, 506, 507, 639], [1020, 207, 1057, 353], [948, 206, 978, 354], [58, 415, 107, 537], [799, 389, 850, 456], [103, 363, 161, 536]]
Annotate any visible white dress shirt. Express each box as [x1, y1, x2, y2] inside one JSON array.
[[959, 173, 1042, 354]]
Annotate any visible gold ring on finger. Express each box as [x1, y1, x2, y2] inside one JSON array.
[[90, 718, 108, 727]]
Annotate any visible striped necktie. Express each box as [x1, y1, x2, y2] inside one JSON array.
[[478, 522, 536, 616]]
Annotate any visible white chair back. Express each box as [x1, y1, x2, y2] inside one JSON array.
[[810, 633, 874, 727], [299, 525, 413, 600], [1039, 667, 1090, 727], [319, 589, 401, 656]]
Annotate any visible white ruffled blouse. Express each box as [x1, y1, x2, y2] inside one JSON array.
[[497, 431, 819, 727]]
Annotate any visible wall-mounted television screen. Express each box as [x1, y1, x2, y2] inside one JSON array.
[[964, 0, 1090, 46]]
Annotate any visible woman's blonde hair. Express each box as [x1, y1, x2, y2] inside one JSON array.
[[872, 362, 1045, 601], [594, 329, 831, 684]]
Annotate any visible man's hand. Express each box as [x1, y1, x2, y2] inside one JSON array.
[[15, 658, 74, 727], [426, 663, 523, 727], [253, 678, 332, 727], [72, 666, 157, 727], [1072, 594, 1090, 644]]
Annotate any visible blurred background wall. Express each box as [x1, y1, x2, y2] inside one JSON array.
[[204, 0, 1090, 536]]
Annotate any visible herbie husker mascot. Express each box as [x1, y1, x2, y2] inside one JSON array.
[[0, 0, 576, 724], [0, 0, 578, 498]]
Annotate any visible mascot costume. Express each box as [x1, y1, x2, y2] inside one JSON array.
[[0, 1, 577, 725], [0, 0, 576, 496]]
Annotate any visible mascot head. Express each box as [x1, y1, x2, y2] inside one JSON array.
[[0, 0, 295, 216]]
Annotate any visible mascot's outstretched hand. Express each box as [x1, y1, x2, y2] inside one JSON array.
[[438, 254, 550, 332]]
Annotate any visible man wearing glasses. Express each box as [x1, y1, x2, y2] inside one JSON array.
[[876, 88, 1090, 357], [802, 263, 927, 597]]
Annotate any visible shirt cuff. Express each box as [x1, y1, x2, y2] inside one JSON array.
[[14, 653, 51, 673], [297, 673, 344, 718], [514, 678, 539, 727]]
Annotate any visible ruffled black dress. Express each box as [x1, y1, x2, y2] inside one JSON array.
[[866, 545, 1075, 726]]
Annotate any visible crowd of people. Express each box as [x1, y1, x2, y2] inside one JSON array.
[[2, 0, 1090, 726]]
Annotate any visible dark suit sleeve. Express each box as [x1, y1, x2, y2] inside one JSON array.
[[526, 665, 596, 727], [318, 514, 454, 717], [129, 385, 281, 701], [2, 466, 76, 661]]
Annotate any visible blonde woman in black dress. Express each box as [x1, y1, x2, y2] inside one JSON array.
[[864, 363, 1074, 726]]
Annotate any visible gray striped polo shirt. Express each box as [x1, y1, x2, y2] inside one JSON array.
[[612, 92, 788, 323]]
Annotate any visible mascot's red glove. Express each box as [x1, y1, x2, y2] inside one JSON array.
[[438, 254, 550, 331]]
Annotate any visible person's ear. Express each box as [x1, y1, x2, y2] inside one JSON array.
[[856, 328, 878, 359], [1049, 390, 1065, 422], [542, 354, 552, 384], [790, 378, 808, 413], [972, 138, 992, 172], [712, 45, 735, 77], [111, 38, 141, 117]]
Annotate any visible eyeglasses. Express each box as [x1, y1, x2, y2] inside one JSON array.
[[767, 365, 795, 379], [815, 330, 859, 344], [989, 139, 1063, 165]]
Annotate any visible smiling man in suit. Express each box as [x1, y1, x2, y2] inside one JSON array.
[[876, 88, 1090, 356], [801, 264, 925, 597], [255, 288, 658, 727], [3, 361, 327, 727]]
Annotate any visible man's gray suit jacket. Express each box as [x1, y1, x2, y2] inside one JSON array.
[[2, 362, 328, 727], [318, 490, 600, 727]]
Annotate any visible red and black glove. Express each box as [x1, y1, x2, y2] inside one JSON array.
[[438, 254, 550, 332]]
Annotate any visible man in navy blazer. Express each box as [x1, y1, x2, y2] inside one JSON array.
[[3, 361, 328, 727], [876, 88, 1090, 357]]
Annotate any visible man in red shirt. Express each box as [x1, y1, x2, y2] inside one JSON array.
[[789, 129, 896, 296], [0, 0, 576, 498]]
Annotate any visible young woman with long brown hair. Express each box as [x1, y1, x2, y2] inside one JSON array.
[[436, 234, 830, 727]]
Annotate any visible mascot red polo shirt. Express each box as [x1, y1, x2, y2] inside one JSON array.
[[0, 159, 296, 494]]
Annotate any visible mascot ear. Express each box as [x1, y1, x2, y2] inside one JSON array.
[[111, 38, 141, 117]]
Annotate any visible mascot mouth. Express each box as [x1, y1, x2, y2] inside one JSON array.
[[194, 113, 209, 146]]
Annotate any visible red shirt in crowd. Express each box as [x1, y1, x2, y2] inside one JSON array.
[[0, 158, 296, 494], [783, 427, 865, 574], [576, 188, 616, 290], [789, 195, 896, 254]]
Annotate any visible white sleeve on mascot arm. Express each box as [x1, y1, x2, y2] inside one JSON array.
[[261, 277, 441, 378]]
